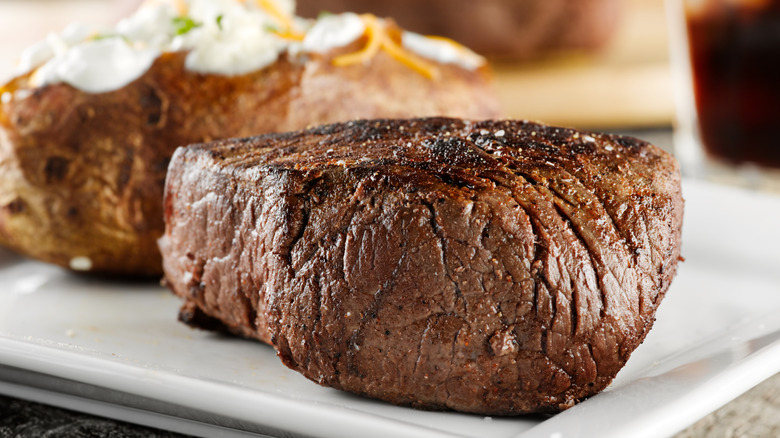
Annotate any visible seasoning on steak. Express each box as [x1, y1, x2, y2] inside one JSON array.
[[159, 117, 684, 415]]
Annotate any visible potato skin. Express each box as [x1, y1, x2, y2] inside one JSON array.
[[0, 40, 502, 276]]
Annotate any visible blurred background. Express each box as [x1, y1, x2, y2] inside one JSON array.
[[0, 0, 672, 133]]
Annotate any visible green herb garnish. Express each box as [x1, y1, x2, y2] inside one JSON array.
[[216, 14, 224, 31], [172, 16, 202, 35], [91, 33, 131, 44]]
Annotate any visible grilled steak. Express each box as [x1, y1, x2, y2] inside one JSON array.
[[159, 118, 683, 414]]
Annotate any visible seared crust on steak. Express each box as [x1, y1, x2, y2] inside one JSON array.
[[159, 118, 683, 414]]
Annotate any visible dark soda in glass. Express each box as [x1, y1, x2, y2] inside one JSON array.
[[686, 0, 780, 168]]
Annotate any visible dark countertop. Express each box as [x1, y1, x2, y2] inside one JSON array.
[[0, 394, 188, 438]]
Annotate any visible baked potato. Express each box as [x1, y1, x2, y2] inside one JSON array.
[[0, 1, 502, 276]]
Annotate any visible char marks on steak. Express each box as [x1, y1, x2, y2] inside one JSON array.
[[159, 118, 683, 415]]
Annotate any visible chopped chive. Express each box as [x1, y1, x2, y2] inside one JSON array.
[[216, 14, 224, 31], [91, 33, 131, 44], [172, 16, 202, 35]]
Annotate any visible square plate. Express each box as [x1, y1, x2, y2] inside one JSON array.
[[1, 179, 779, 438]]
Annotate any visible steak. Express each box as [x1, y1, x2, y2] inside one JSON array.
[[159, 118, 683, 414]]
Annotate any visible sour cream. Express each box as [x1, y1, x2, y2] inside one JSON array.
[[302, 12, 365, 53], [30, 38, 159, 93], [17, 22, 102, 74], [171, 6, 287, 75], [19, 0, 296, 93], [402, 32, 485, 71], [14, 0, 485, 94]]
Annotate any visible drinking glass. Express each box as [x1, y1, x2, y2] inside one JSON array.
[[667, 0, 780, 189]]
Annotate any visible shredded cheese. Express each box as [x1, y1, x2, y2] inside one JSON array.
[[332, 15, 382, 67], [332, 15, 441, 80], [380, 33, 440, 80], [10, 2, 477, 93], [271, 29, 306, 41], [252, 0, 305, 41], [255, 0, 292, 30], [0, 84, 10, 125]]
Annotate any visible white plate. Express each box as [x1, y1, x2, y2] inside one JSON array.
[[1, 179, 779, 438]]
